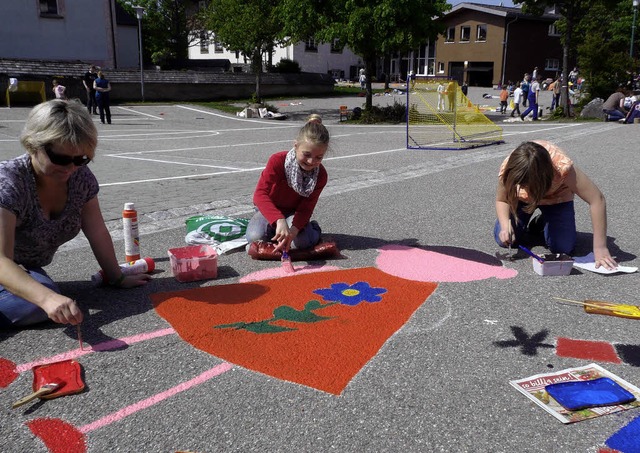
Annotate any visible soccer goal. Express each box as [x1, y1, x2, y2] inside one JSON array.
[[406, 78, 504, 150]]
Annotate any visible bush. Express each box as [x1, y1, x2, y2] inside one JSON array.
[[272, 59, 301, 73], [358, 100, 406, 124]]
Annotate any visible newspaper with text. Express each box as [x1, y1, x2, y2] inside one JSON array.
[[510, 363, 640, 423]]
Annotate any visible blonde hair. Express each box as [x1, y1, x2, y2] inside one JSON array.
[[20, 99, 98, 159], [296, 114, 329, 148], [501, 141, 554, 217]]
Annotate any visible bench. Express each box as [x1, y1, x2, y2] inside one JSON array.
[[6, 80, 46, 108]]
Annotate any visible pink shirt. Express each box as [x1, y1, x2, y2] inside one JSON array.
[[499, 140, 575, 205]]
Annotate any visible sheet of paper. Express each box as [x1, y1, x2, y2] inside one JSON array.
[[573, 253, 638, 274]]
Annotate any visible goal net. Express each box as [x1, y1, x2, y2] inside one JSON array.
[[406, 78, 503, 150]]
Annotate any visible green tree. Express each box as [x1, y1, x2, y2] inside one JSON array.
[[514, 0, 629, 115], [200, 0, 287, 103], [574, 1, 637, 99], [279, 0, 450, 110], [118, 0, 194, 68]]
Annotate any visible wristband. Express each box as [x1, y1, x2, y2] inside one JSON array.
[[109, 273, 126, 287]]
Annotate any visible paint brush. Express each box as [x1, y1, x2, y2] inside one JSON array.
[[553, 297, 640, 319], [518, 245, 545, 263], [281, 251, 294, 273], [12, 380, 62, 409], [77, 324, 83, 351]]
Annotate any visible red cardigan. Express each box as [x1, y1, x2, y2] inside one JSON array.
[[253, 151, 328, 230]]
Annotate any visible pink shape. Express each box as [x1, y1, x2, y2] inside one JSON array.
[[79, 362, 232, 434], [376, 244, 517, 282], [240, 265, 340, 283], [15, 328, 175, 374]]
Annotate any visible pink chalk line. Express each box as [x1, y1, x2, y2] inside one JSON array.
[[78, 362, 233, 434], [16, 328, 176, 373]]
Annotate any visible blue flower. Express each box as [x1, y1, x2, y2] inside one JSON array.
[[313, 281, 387, 306]]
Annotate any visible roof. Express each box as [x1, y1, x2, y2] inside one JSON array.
[[446, 2, 561, 20]]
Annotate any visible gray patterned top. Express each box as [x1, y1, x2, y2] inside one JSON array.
[[0, 154, 99, 268]]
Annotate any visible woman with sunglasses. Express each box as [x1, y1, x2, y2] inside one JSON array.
[[0, 100, 151, 328]]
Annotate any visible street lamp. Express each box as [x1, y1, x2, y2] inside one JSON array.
[[632, 0, 639, 58], [133, 6, 145, 101]]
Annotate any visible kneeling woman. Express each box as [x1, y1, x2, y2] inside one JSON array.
[[494, 140, 617, 270], [246, 115, 328, 253]]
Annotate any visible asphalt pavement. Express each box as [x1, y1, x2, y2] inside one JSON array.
[[0, 88, 638, 453]]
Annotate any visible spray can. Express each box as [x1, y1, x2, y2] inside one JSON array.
[[123, 202, 140, 262], [91, 257, 155, 286]]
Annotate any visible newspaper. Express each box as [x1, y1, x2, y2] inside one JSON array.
[[510, 363, 640, 424]]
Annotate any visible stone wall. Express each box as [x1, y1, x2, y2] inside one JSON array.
[[0, 59, 335, 105]]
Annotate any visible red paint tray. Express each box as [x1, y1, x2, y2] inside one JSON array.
[[32, 359, 85, 399]]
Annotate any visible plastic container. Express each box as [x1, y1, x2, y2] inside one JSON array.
[[168, 245, 218, 282], [123, 202, 140, 262], [532, 253, 574, 276], [91, 257, 155, 286]]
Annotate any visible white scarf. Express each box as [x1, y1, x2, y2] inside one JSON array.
[[284, 147, 319, 197]]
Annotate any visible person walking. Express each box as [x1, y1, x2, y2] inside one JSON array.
[[550, 76, 561, 111], [510, 82, 522, 117], [521, 74, 530, 107], [520, 75, 541, 121], [82, 65, 98, 115], [93, 71, 112, 125]]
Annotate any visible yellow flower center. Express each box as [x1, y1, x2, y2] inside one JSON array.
[[342, 289, 360, 297]]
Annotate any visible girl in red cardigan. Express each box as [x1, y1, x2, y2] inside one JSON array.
[[246, 115, 329, 253]]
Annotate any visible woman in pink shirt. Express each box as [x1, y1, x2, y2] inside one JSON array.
[[494, 140, 616, 269], [246, 115, 329, 253]]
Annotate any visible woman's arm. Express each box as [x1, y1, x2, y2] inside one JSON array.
[[81, 197, 151, 287], [0, 208, 83, 324], [495, 180, 514, 245], [567, 167, 617, 269]]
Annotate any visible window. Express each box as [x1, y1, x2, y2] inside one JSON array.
[[305, 37, 318, 52], [40, 0, 58, 15], [437, 62, 445, 73], [476, 24, 487, 42], [445, 27, 455, 43], [545, 58, 560, 71], [427, 59, 435, 76], [460, 26, 470, 42], [200, 31, 209, 53], [330, 38, 343, 53], [214, 40, 223, 53], [548, 23, 561, 36]]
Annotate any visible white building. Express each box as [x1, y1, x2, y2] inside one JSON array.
[[189, 34, 364, 80], [0, 0, 139, 69]]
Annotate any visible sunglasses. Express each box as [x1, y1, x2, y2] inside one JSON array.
[[44, 145, 91, 167]]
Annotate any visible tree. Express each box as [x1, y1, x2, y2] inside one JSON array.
[[118, 0, 195, 68], [514, 0, 625, 116], [279, 0, 450, 110], [574, 0, 637, 99], [200, 0, 288, 103]]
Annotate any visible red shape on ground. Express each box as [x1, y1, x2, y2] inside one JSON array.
[[0, 357, 19, 388], [556, 337, 621, 363], [151, 267, 437, 395], [27, 418, 86, 453]]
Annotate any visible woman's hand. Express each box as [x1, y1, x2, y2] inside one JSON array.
[[498, 227, 514, 247], [272, 219, 299, 252], [593, 246, 617, 270], [41, 294, 83, 325], [117, 273, 153, 288]]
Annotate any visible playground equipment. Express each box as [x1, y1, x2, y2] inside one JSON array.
[[406, 78, 503, 150]]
